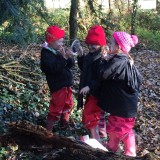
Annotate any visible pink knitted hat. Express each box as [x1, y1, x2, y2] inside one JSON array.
[[113, 31, 138, 53]]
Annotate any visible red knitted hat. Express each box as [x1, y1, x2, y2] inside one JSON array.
[[45, 25, 65, 44], [85, 25, 107, 46], [113, 31, 138, 53]]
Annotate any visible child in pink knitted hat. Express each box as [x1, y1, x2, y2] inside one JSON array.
[[98, 31, 142, 157]]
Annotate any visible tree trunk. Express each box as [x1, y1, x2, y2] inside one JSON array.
[[131, 0, 138, 34], [69, 0, 79, 44]]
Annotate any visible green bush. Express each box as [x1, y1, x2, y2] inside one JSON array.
[[137, 10, 160, 33], [137, 27, 160, 50], [0, 3, 160, 50]]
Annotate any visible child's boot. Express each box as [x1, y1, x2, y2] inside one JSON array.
[[60, 112, 70, 128], [99, 121, 107, 138], [90, 125, 100, 141], [106, 133, 120, 152], [46, 116, 59, 132], [46, 120, 54, 131], [122, 130, 136, 157]]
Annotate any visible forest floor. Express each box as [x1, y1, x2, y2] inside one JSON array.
[[0, 44, 159, 160]]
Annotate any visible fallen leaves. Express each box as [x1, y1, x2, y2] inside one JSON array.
[[133, 50, 160, 158], [0, 44, 160, 159]]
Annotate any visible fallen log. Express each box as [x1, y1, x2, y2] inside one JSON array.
[[0, 120, 155, 160]]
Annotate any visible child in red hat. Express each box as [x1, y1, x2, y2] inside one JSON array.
[[41, 25, 75, 131], [77, 25, 108, 141], [98, 31, 142, 157]]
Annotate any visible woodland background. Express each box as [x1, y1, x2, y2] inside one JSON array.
[[0, 0, 160, 159]]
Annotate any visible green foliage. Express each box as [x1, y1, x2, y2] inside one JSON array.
[[137, 27, 160, 50], [77, 4, 118, 40], [0, 84, 48, 115], [0, 0, 50, 46], [0, 147, 7, 159], [135, 10, 160, 50], [1, 0, 160, 50], [137, 10, 160, 33], [47, 9, 70, 27], [46, 9, 70, 40], [0, 144, 42, 159]]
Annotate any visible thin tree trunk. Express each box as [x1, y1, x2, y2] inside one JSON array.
[[69, 0, 79, 44], [108, 0, 111, 11], [131, 0, 138, 34]]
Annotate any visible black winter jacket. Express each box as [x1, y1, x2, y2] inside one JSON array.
[[98, 53, 142, 118], [77, 49, 102, 108], [41, 47, 74, 93]]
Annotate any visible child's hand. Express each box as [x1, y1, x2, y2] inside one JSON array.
[[101, 46, 108, 59], [58, 46, 71, 59], [65, 47, 74, 58], [80, 86, 90, 95], [58, 46, 66, 58]]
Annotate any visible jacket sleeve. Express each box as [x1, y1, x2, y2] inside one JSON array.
[[88, 79, 100, 94], [126, 62, 142, 92], [66, 57, 75, 69], [41, 50, 67, 74], [77, 55, 85, 71], [88, 63, 101, 93]]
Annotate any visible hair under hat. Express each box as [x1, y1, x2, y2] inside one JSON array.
[[85, 25, 107, 46], [45, 25, 65, 44], [113, 31, 138, 53]]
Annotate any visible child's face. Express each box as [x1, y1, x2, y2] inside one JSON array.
[[88, 44, 101, 53], [109, 37, 119, 53], [48, 38, 64, 50]]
